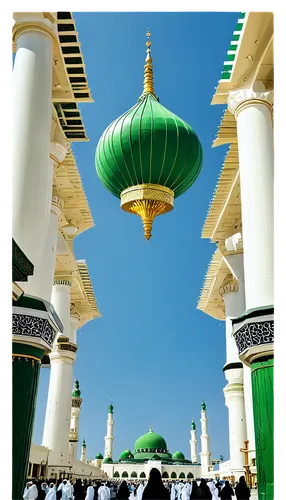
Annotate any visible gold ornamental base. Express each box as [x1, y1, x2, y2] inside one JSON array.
[[120, 184, 174, 241]]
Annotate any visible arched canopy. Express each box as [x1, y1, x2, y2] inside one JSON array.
[[122, 471, 128, 478], [162, 472, 169, 478], [113, 471, 120, 478], [140, 472, 146, 478], [187, 473, 194, 479], [131, 472, 137, 478], [171, 472, 177, 478], [179, 472, 185, 479]]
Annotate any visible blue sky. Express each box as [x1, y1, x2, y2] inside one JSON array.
[[33, 11, 239, 463]]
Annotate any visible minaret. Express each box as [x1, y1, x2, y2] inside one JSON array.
[[200, 400, 212, 475], [104, 404, 114, 459], [80, 439, 87, 463], [190, 419, 198, 463], [69, 379, 83, 460]]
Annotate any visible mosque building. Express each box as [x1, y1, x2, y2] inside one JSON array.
[[197, 11, 273, 498], [85, 402, 217, 480]]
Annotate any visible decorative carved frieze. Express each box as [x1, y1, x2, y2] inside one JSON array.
[[234, 320, 274, 356], [12, 313, 55, 348]]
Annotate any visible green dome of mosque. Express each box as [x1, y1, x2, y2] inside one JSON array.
[[72, 379, 81, 398], [108, 404, 114, 414], [119, 450, 133, 460], [103, 457, 113, 463], [134, 426, 167, 453], [201, 400, 206, 411], [172, 451, 185, 461], [95, 453, 103, 460], [191, 419, 196, 430], [95, 31, 202, 241]]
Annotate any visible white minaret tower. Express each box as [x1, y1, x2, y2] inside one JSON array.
[[200, 400, 212, 475], [69, 379, 83, 460], [190, 419, 198, 463], [104, 404, 114, 459], [80, 439, 87, 463]]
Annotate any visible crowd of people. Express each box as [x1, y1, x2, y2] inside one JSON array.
[[23, 469, 251, 500]]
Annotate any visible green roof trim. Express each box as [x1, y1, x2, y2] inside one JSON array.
[[218, 13, 247, 84]]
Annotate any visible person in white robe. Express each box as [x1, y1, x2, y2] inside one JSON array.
[[23, 483, 38, 499], [181, 484, 188, 500], [171, 483, 176, 500], [85, 485, 95, 500], [186, 482, 192, 499], [58, 480, 72, 500], [207, 481, 219, 500], [98, 483, 111, 500], [46, 484, 57, 500], [137, 482, 144, 500]]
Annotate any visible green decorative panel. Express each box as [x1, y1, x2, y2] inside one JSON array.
[[12, 238, 34, 282], [12, 343, 44, 500], [251, 357, 274, 500]]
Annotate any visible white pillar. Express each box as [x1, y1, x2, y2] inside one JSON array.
[[223, 240, 256, 466], [12, 14, 56, 269], [51, 280, 72, 341], [228, 86, 274, 311], [104, 405, 114, 459], [20, 192, 64, 302], [190, 420, 198, 463], [220, 280, 247, 479], [200, 402, 212, 475], [69, 313, 80, 345], [42, 278, 76, 470]]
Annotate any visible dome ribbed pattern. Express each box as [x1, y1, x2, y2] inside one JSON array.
[[96, 94, 202, 199]]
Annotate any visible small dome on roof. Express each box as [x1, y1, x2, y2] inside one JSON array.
[[103, 457, 113, 463], [172, 451, 185, 460], [201, 400, 206, 411], [119, 450, 133, 460], [95, 453, 103, 460]]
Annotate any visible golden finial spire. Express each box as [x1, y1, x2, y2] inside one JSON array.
[[139, 30, 157, 100]]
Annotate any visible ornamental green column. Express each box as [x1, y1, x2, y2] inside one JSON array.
[[12, 233, 63, 500], [232, 307, 274, 500], [251, 357, 274, 500]]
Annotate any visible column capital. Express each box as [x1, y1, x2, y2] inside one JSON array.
[[53, 277, 73, 287], [228, 85, 274, 119], [13, 12, 58, 44], [50, 141, 68, 168], [70, 304, 81, 324], [225, 232, 243, 253], [220, 280, 239, 297], [51, 191, 64, 217]]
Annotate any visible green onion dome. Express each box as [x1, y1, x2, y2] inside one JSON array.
[[82, 439, 86, 448], [95, 453, 103, 460], [108, 404, 114, 414], [191, 419, 196, 430], [103, 457, 113, 463], [201, 400, 206, 411], [95, 31, 202, 241]]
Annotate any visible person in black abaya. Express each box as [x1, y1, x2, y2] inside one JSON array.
[[73, 478, 85, 499], [197, 479, 212, 500], [235, 477, 250, 500], [190, 480, 199, 499], [218, 481, 234, 499], [117, 481, 130, 500], [142, 468, 170, 500]]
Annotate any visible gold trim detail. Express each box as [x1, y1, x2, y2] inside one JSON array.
[[120, 184, 174, 241], [234, 98, 273, 119], [139, 30, 158, 100], [12, 22, 57, 45], [12, 353, 41, 363]]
